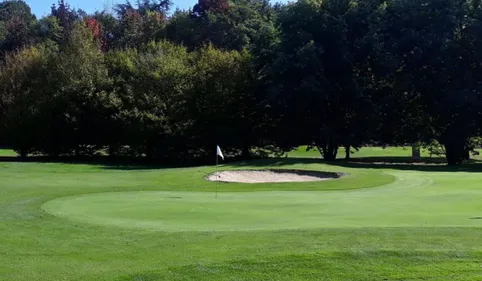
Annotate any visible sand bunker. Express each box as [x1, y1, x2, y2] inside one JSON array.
[[207, 169, 342, 184]]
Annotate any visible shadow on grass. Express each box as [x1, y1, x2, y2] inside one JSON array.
[[0, 155, 179, 170], [230, 156, 482, 173], [329, 159, 482, 173], [1, 155, 481, 172]]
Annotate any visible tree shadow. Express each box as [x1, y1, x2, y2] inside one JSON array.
[[1, 155, 481, 173], [228, 157, 324, 167], [0, 154, 270, 170], [229, 157, 482, 173], [323, 157, 482, 173], [0, 155, 188, 170]]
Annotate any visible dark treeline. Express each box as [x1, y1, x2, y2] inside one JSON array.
[[1, 0, 482, 165]]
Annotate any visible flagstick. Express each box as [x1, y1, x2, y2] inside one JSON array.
[[215, 153, 219, 199]]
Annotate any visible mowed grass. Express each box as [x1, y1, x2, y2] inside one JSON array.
[[288, 145, 435, 159], [289, 145, 482, 160], [0, 148, 17, 157], [1, 148, 482, 280]]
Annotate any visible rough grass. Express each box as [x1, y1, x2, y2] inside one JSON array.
[[1, 147, 482, 280]]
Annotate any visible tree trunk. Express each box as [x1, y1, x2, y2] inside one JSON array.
[[411, 144, 421, 161], [444, 140, 468, 166], [242, 144, 251, 159], [318, 139, 338, 161], [108, 145, 117, 157], [345, 145, 350, 160]]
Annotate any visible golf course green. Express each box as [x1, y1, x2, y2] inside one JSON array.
[[2, 147, 482, 280]]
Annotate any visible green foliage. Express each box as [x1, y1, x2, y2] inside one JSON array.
[[377, 0, 482, 165], [50, 0, 80, 42], [187, 45, 258, 159], [267, 0, 383, 160], [37, 16, 63, 46], [424, 137, 482, 158], [0, 0, 37, 51], [106, 41, 191, 158], [0, 45, 51, 155], [103, 42, 259, 161], [168, 0, 278, 51], [44, 22, 110, 156], [112, 1, 170, 48], [1, 22, 109, 156]]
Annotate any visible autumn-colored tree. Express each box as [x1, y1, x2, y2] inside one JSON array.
[[85, 17, 107, 50]]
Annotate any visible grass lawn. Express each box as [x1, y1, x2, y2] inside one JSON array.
[[0, 148, 17, 157], [1, 147, 482, 280], [288, 145, 432, 158], [289, 145, 482, 161]]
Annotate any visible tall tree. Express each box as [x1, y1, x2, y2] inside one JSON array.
[[105, 41, 191, 159], [45, 21, 110, 156], [192, 0, 229, 17], [168, 0, 278, 51], [92, 12, 118, 51], [187, 46, 260, 159], [50, 0, 80, 42], [114, 0, 170, 48], [0, 0, 37, 52], [0, 45, 51, 155], [379, 0, 482, 165], [267, 0, 383, 160], [115, 0, 171, 17]]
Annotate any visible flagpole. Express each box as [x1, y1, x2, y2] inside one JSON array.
[[215, 150, 219, 199]]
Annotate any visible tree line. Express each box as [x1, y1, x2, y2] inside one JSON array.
[[1, 0, 482, 165]]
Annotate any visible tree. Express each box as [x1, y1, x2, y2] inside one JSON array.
[[113, 1, 170, 48], [187, 46, 260, 159], [44, 22, 111, 156], [92, 12, 118, 51], [192, 0, 229, 17], [2, 22, 112, 157], [166, 9, 197, 49], [50, 0, 80, 42], [267, 0, 383, 160], [37, 16, 63, 47], [115, 0, 171, 17], [0, 0, 37, 52], [168, 0, 278, 51], [0, 46, 51, 156], [379, 0, 482, 165], [105, 41, 191, 159]]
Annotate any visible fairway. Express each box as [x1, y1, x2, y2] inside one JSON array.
[[2, 148, 482, 280]]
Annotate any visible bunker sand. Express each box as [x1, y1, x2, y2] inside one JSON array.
[[207, 169, 342, 183]]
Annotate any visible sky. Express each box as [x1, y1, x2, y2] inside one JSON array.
[[26, 0, 203, 18]]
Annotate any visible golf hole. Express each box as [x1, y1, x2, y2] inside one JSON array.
[[207, 169, 343, 183]]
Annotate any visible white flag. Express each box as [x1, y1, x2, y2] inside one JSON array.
[[216, 145, 224, 160]]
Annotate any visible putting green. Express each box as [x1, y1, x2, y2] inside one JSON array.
[[42, 171, 482, 231]]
